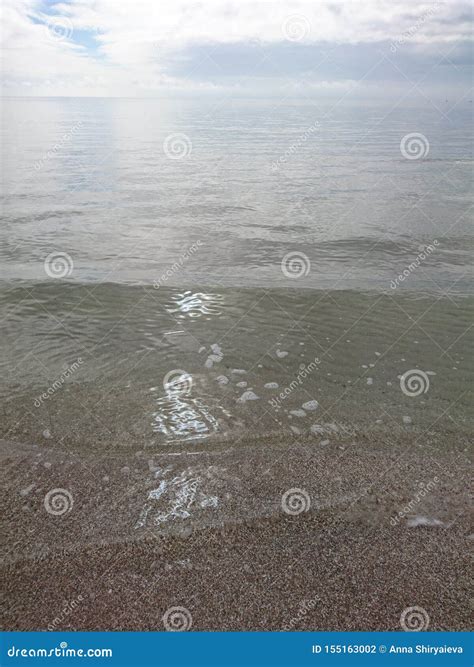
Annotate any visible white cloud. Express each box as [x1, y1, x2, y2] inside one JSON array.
[[1, 0, 471, 96]]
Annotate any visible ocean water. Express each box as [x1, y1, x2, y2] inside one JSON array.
[[1, 97, 473, 289], [1, 97, 473, 453]]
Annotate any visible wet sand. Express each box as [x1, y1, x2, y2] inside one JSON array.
[[1, 96, 473, 636], [1, 430, 471, 631], [1, 287, 472, 631]]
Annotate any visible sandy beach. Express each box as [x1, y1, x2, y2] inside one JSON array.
[[1, 427, 471, 632], [1, 95, 473, 642], [1, 287, 472, 633], [1, 6, 474, 663]]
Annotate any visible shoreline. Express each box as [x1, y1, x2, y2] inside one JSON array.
[[2, 509, 471, 631], [1, 433, 470, 631]]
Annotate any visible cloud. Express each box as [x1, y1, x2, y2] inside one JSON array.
[[1, 0, 472, 96]]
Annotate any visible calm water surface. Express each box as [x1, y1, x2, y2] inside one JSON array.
[[1, 98, 472, 451]]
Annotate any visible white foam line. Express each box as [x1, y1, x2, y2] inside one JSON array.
[[158, 448, 235, 457]]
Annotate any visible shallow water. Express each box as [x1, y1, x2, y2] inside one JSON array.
[[1, 283, 472, 453], [1, 98, 473, 453]]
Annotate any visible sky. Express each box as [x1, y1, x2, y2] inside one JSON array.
[[1, 0, 472, 99]]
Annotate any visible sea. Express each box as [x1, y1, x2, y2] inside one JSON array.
[[1, 97, 472, 456]]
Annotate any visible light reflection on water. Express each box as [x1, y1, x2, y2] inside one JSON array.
[[0, 98, 473, 453], [152, 393, 221, 442], [135, 465, 225, 530], [166, 291, 224, 319], [1, 98, 472, 291]]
